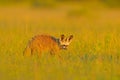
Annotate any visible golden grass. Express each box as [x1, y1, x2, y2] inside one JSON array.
[[0, 2, 120, 80]]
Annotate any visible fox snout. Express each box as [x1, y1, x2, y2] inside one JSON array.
[[60, 45, 68, 50]]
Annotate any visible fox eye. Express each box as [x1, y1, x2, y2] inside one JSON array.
[[65, 45, 68, 47], [62, 45, 68, 47]]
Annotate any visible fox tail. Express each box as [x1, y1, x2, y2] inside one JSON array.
[[23, 45, 31, 57]]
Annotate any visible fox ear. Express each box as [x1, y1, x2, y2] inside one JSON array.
[[68, 35, 73, 41], [60, 34, 65, 41]]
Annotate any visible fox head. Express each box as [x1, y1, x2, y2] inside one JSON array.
[[59, 34, 73, 50]]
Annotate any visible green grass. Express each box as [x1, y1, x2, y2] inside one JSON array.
[[0, 2, 120, 80]]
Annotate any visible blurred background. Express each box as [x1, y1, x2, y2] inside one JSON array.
[[0, 0, 120, 35], [0, 0, 120, 7], [0, 0, 120, 33]]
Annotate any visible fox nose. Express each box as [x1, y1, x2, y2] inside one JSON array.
[[62, 45, 68, 50], [63, 45, 66, 48]]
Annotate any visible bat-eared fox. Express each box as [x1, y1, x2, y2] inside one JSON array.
[[23, 34, 73, 57]]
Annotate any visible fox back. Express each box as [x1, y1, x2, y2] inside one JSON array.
[[23, 34, 73, 57]]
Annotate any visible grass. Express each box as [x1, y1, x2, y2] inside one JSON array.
[[0, 2, 120, 80]]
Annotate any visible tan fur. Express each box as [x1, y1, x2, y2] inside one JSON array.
[[23, 34, 73, 57]]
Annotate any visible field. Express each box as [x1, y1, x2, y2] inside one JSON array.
[[0, 2, 120, 80]]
